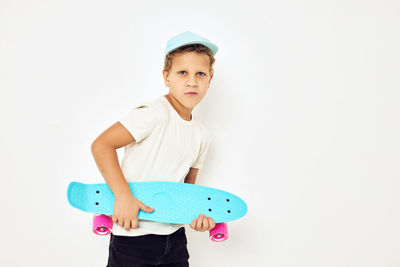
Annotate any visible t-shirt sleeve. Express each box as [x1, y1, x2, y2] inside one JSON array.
[[118, 104, 156, 143], [192, 131, 212, 169]]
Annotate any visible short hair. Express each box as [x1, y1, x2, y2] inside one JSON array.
[[163, 44, 216, 75]]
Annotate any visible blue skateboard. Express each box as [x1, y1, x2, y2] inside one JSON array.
[[67, 181, 247, 241]]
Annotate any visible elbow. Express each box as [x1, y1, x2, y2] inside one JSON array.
[[91, 138, 114, 155], [91, 139, 102, 154]]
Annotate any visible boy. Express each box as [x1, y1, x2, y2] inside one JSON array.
[[91, 31, 219, 266]]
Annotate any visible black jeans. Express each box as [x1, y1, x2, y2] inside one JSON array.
[[107, 227, 190, 267]]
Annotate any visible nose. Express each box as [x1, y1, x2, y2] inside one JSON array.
[[186, 75, 198, 86]]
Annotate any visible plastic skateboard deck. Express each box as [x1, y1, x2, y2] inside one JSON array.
[[67, 181, 247, 224]]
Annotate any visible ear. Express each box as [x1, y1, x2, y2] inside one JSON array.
[[162, 70, 170, 87], [208, 72, 214, 84]]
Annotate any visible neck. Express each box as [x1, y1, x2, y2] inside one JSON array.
[[164, 94, 192, 121]]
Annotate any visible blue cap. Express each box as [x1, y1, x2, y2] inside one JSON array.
[[163, 30, 218, 66]]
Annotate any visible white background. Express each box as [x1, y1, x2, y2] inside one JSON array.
[[1, 0, 400, 266]]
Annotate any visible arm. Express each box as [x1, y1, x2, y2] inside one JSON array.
[[91, 122, 154, 230], [91, 122, 134, 196], [184, 167, 198, 184]]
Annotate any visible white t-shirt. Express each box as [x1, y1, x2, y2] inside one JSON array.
[[113, 95, 211, 236]]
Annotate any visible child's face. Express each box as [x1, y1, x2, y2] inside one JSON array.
[[162, 51, 213, 110]]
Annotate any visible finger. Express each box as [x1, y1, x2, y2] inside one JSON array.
[[112, 215, 118, 224], [196, 214, 204, 231], [140, 202, 154, 213], [131, 219, 138, 229], [117, 217, 124, 227], [201, 216, 209, 231], [190, 218, 196, 229], [209, 217, 216, 230], [123, 220, 130, 231]]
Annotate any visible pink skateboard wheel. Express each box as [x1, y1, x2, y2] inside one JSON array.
[[209, 223, 228, 242], [93, 214, 113, 235]]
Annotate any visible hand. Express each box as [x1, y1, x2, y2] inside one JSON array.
[[190, 214, 216, 232], [112, 192, 154, 231]]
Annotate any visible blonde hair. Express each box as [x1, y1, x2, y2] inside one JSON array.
[[163, 44, 216, 75]]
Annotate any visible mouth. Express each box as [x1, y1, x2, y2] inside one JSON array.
[[185, 92, 198, 95]]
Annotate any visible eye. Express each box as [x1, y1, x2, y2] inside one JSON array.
[[178, 71, 206, 76]]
